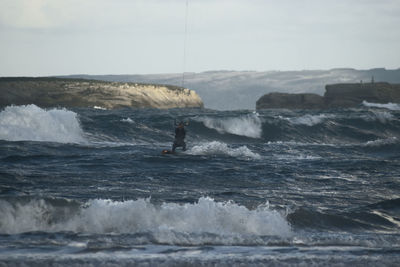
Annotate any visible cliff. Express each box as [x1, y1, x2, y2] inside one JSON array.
[[0, 77, 204, 109], [256, 82, 400, 109], [256, 93, 324, 109], [324, 82, 400, 108]]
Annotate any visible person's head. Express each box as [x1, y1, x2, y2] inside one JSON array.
[[178, 122, 184, 128]]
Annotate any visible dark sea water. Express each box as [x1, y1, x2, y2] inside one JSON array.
[[1, 102, 400, 266]]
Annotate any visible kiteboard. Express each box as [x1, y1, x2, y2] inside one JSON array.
[[161, 149, 175, 155]]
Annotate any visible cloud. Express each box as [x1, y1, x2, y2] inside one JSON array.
[[0, 0, 399, 76], [2, 0, 399, 36], [0, 0, 50, 28], [0, 0, 188, 32]]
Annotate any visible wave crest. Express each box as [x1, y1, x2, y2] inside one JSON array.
[[362, 101, 400, 111], [364, 136, 398, 147], [188, 141, 261, 160], [196, 114, 262, 138], [284, 114, 333, 126], [0, 105, 86, 143], [0, 197, 292, 242]]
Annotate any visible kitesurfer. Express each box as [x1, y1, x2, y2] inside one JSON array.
[[172, 121, 186, 152]]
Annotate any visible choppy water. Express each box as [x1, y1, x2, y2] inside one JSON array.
[[1, 103, 400, 266]]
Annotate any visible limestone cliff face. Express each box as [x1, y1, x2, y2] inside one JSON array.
[[256, 82, 400, 109], [0, 78, 204, 109]]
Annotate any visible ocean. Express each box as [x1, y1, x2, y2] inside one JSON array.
[[0, 103, 400, 266]]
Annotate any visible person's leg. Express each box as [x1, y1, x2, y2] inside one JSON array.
[[182, 141, 186, 151], [172, 142, 177, 152]]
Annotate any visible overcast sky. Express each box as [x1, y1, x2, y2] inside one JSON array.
[[0, 0, 399, 76]]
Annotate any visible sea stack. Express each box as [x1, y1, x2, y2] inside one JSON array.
[[0, 77, 204, 109]]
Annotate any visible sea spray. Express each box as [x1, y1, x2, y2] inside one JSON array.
[[0, 104, 86, 143]]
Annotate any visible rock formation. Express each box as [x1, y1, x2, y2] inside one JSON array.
[[324, 82, 400, 108], [256, 93, 324, 109], [256, 82, 400, 109], [0, 77, 204, 109]]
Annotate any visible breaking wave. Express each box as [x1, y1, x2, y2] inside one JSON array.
[[121, 117, 134, 123], [93, 106, 107, 110], [196, 114, 262, 138], [0, 105, 86, 143], [187, 141, 261, 160], [364, 136, 398, 147], [361, 110, 395, 123], [2, 105, 398, 147], [0, 197, 292, 244], [283, 114, 333, 126], [362, 101, 400, 111]]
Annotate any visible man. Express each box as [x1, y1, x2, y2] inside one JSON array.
[[172, 121, 186, 152]]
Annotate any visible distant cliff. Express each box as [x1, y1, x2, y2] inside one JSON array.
[[256, 82, 400, 109], [324, 82, 400, 108], [256, 93, 324, 109], [0, 77, 204, 109]]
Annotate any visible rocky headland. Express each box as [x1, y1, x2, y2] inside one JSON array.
[[0, 77, 204, 109], [63, 68, 400, 110], [256, 82, 400, 109]]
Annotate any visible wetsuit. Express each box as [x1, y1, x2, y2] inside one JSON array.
[[172, 126, 186, 152]]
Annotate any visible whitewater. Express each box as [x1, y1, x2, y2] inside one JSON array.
[[1, 104, 400, 266]]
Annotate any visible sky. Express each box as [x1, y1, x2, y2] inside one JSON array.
[[0, 0, 399, 76]]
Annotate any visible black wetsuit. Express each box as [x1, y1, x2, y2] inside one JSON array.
[[172, 126, 186, 152]]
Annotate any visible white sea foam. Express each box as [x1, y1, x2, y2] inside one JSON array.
[[197, 114, 262, 138], [0, 105, 86, 143], [188, 141, 261, 160], [0, 197, 292, 241], [285, 114, 333, 126], [362, 101, 400, 111], [274, 153, 321, 161], [364, 137, 398, 147], [362, 110, 395, 123], [121, 117, 134, 123], [93, 106, 107, 110]]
